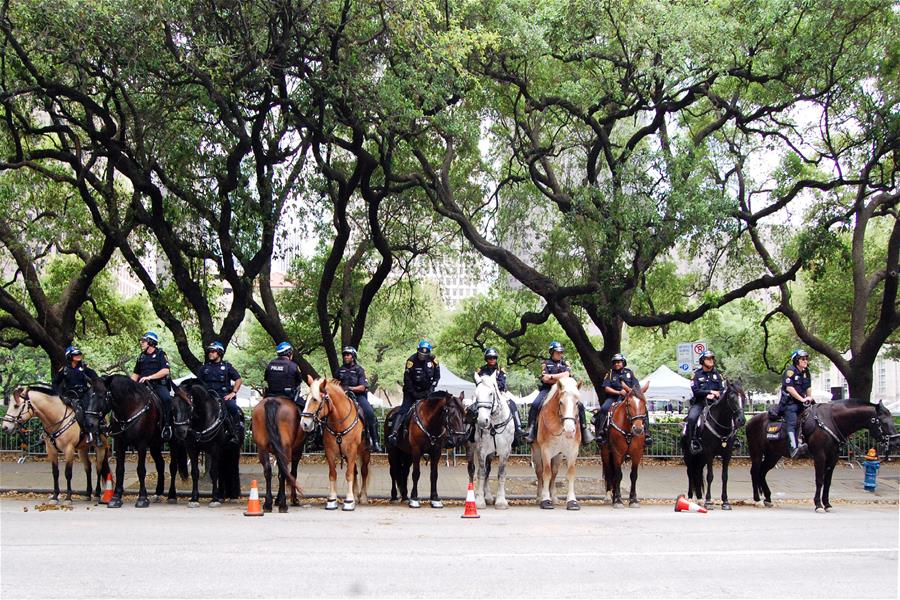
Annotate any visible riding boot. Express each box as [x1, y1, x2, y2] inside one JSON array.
[[509, 400, 524, 446], [788, 431, 807, 458], [73, 401, 92, 444], [687, 422, 702, 455], [386, 413, 400, 447], [578, 403, 595, 443], [161, 407, 173, 442], [369, 430, 383, 453], [223, 415, 240, 445], [643, 411, 653, 446], [524, 404, 538, 444]]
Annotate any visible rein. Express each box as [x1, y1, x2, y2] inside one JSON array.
[[304, 389, 360, 464], [474, 380, 513, 454], [104, 388, 153, 438], [178, 392, 225, 444], [608, 392, 644, 445]]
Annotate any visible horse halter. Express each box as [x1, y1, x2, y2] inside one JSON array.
[[474, 380, 512, 436], [1, 388, 34, 428]]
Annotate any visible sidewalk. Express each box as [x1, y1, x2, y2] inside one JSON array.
[[2, 453, 896, 504]]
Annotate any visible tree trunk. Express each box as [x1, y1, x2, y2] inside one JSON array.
[[844, 362, 875, 402]]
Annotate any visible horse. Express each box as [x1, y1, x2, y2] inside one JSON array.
[[465, 372, 514, 509], [1, 385, 110, 503], [172, 380, 237, 508], [250, 394, 305, 513], [597, 381, 650, 508], [300, 377, 370, 511], [532, 377, 583, 510], [385, 391, 466, 508], [747, 398, 899, 512], [681, 380, 747, 510], [83, 375, 184, 508]]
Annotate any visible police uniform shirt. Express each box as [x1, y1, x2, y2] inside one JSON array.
[[539, 359, 571, 391], [478, 364, 507, 391], [601, 367, 638, 401], [264, 357, 302, 396], [781, 367, 811, 402], [336, 363, 368, 392], [52, 363, 99, 394], [133, 348, 170, 382], [691, 367, 724, 402], [403, 354, 440, 396], [198, 361, 241, 397]]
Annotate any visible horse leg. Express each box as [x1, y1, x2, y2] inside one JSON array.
[[325, 445, 339, 510], [150, 442, 165, 501], [538, 447, 554, 509], [495, 451, 509, 510], [484, 454, 495, 506], [532, 446, 544, 503], [721, 453, 732, 510], [63, 448, 75, 503], [49, 451, 60, 504], [135, 447, 150, 508], [80, 446, 92, 500], [188, 447, 201, 507], [429, 448, 442, 508], [813, 451, 825, 512], [359, 452, 370, 504], [209, 447, 222, 507], [108, 443, 126, 508], [822, 453, 837, 512], [565, 449, 579, 510], [628, 461, 639, 507], [167, 445, 178, 503], [760, 452, 779, 507], [343, 446, 358, 510], [276, 463, 287, 513], [750, 456, 761, 503], [409, 455, 421, 508], [475, 450, 487, 509], [290, 448, 301, 507], [261, 451, 273, 512], [466, 444, 476, 484], [704, 455, 715, 509]]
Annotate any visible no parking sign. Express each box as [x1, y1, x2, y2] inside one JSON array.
[[691, 341, 707, 365]]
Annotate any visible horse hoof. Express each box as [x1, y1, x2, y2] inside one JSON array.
[[325, 499, 339, 510], [721, 503, 732, 511], [763, 501, 774, 508], [815, 506, 824, 513], [566, 500, 580, 511], [539, 499, 554, 510], [187, 501, 200, 508], [63, 498, 73, 505], [291, 499, 301, 507], [824, 506, 833, 513], [430, 500, 444, 509], [263, 505, 273, 513], [704, 503, 715, 510], [209, 501, 222, 508], [278, 505, 288, 514], [485, 497, 495, 506], [152, 495, 163, 504], [167, 498, 178, 505], [47, 498, 59, 505], [628, 501, 641, 508], [342, 501, 356, 512], [495, 500, 509, 510], [613, 502, 625, 509], [476, 499, 486, 509], [135, 498, 150, 508], [107, 498, 122, 509], [389, 497, 399, 504], [408, 500, 421, 509]]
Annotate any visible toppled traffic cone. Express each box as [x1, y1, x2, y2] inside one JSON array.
[[100, 472, 114, 504], [674, 495, 707, 513], [461, 482, 479, 519], [244, 480, 264, 517]]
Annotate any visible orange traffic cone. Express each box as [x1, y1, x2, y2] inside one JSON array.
[[243, 480, 264, 517], [461, 482, 480, 519], [100, 472, 114, 504], [674, 495, 707, 513]]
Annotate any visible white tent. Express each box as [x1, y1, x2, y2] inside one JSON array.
[[640, 365, 693, 402], [437, 366, 477, 400]]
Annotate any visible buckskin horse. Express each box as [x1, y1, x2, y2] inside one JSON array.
[[598, 381, 650, 508], [385, 391, 466, 508], [84, 375, 184, 508], [532, 377, 583, 510], [747, 398, 899, 512], [466, 372, 515, 509], [250, 394, 305, 513], [2, 384, 110, 503], [300, 377, 371, 511], [681, 380, 747, 510]]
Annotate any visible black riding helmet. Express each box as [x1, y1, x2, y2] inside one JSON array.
[[484, 348, 499, 360], [611, 353, 627, 368]]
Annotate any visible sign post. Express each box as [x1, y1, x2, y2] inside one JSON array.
[[677, 343, 692, 375]]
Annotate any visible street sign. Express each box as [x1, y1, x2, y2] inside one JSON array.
[[691, 341, 707, 366], [677, 343, 692, 374]]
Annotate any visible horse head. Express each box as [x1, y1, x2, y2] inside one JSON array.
[[872, 400, 899, 450], [84, 377, 112, 439], [720, 379, 747, 427], [442, 392, 467, 448], [624, 382, 648, 437], [1, 386, 34, 434], [171, 382, 195, 442], [300, 375, 329, 433], [557, 377, 581, 438], [473, 373, 500, 430]]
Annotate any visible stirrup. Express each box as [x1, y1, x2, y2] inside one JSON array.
[[161, 425, 173, 441], [790, 443, 808, 459], [689, 439, 703, 455]]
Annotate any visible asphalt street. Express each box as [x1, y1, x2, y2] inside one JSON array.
[[1, 498, 896, 599]]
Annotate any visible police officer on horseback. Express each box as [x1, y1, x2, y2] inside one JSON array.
[[52, 346, 98, 443], [335, 346, 383, 453], [387, 340, 440, 447], [131, 331, 174, 441], [524, 341, 594, 444], [687, 350, 724, 455], [264, 342, 303, 405], [779, 349, 812, 458], [471, 347, 524, 444], [197, 341, 244, 445], [595, 353, 652, 445]]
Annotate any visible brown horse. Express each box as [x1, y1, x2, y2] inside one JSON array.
[[598, 381, 650, 508], [532, 377, 583, 510], [748, 399, 899, 512], [250, 395, 305, 513], [300, 377, 370, 510], [385, 391, 466, 508], [1, 385, 110, 503]]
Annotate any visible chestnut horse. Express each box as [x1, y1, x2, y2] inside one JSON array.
[[598, 381, 650, 508], [250, 395, 305, 513], [300, 377, 370, 511], [1, 385, 110, 503], [532, 377, 583, 510], [385, 391, 466, 508]]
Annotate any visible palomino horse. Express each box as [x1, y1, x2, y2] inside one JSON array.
[[300, 377, 371, 511], [250, 395, 305, 513], [532, 377, 583, 510], [598, 381, 650, 508], [385, 391, 466, 508], [681, 380, 746, 510], [2, 385, 110, 503], [84, 375, 182, 508], [466, 372, 514, 509], [748, 399, 899, 512]]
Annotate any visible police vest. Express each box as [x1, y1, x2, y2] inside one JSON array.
[[539, 359, 571, 391], [265, 358, 300, 395], [781, 368, 812, 402], [135, 349, 170, 380], [199, 361, 237, 396], [337, 363, 367, 390]]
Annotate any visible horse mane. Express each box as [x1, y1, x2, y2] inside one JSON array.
[[25, 383, 57, 396]]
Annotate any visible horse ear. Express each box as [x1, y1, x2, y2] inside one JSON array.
[[641, 382, 650, 393], [319, 379, 327, 393], [576, 380, 583, 390], [306, 374, 314, 386]]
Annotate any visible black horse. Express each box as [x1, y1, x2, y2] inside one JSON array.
[[172, 379, 240, 507], [748, 399, 899, 512], [681, 380, 747, 510], [85, 375, 186, 508]]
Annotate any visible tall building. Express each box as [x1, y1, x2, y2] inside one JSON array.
[[419, 252, 495, 309], [811, 351, 900, 413]]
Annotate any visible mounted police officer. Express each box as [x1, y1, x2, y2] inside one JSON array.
[[387, 340, 440, 447], [687, 350, 724, 455], [51, 346, 98, 443], [263, 342, 303, 405], [197, 341, 244, 445], [779, 349, 812, 458], [335, 346, 383, 453], [595, 353, 652, 445], [131, 331, 174, 441], [472, 348, 524, 444], [524, 341, 594, 444]]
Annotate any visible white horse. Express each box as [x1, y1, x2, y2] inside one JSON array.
[[531, 376, 583, 510], [466, 372, 515, 509]]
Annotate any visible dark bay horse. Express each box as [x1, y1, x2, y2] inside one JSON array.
[[747, 399, 899, 512], [85, 375, 186, 508], [250, 395, 305, 513], [385, 391, 466, 508], [681, 380, 747, 510], [598, 381, 650, 508]]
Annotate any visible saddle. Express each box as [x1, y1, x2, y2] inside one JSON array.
[[765, 406, 814, 441]]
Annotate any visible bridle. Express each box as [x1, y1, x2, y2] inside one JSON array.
[[87, 383, 153, 437], [474, 378, 513, 435], [608, 388, 646, 443], [545, 384, 579, 438], [703, 383, 744, 447], [302, 387, 360, 450], [411, 394, 466, 448], [3, 387, 79, 451], [1, 388, 35, 428], [174, 388, 225, 443]]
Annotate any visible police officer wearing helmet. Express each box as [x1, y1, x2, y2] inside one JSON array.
[[335, 346, 383, 453], [264, 342, 303, 404], [524, 341, 594, 444], [472, 348, 524, 444], [387, 340, 441, 447], [131, 331, 174, 441], [686, 350, 724, 455], [595, 353, 653, 445], [52, 345, 98, 443], [197, 341, 244, 445], [779, 349, 812, 458]]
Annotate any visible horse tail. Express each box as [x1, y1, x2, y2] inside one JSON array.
[[264, 398, 298, 492]]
